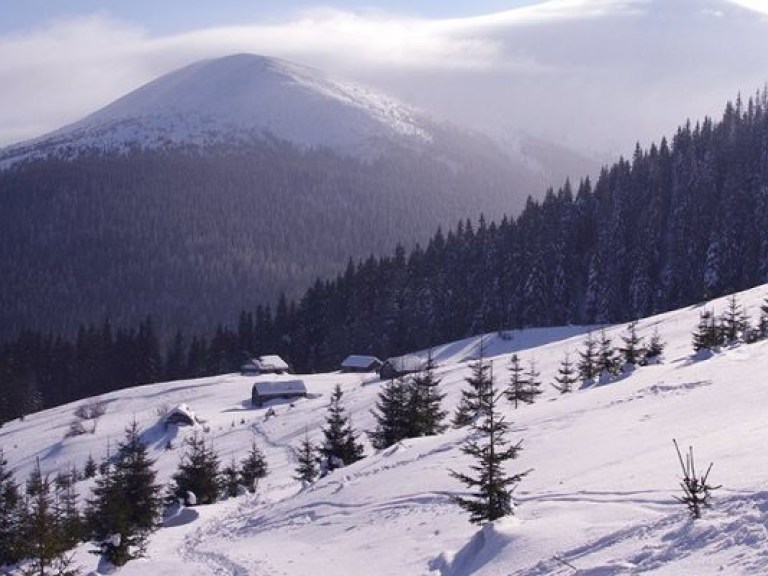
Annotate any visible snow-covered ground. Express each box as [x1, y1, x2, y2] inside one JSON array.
[[3, 284, 768, 575]]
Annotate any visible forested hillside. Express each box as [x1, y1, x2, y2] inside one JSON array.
[[2, 93, 768, 423]]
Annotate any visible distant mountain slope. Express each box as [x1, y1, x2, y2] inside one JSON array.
[[0, 54, 596, 341]]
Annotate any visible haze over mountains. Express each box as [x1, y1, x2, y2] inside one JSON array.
[[0, 53, 594, 341]]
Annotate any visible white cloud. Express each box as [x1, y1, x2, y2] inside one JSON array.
[[0, 0, 767, 156]]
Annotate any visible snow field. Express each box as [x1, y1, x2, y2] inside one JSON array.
[[2, 285, 768, 574]]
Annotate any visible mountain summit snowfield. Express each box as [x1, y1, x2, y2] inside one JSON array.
[[4, 285, 768, 575], [0, 54, 434, 166]]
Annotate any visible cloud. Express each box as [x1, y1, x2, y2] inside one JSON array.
[[0, 0, 767, 156]]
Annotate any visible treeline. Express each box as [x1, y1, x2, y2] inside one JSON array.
[[3, 92, 768, 423], [0, 130, 540, 342]]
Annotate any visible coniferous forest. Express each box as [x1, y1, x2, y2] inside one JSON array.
[[3, 93, 768, 423]]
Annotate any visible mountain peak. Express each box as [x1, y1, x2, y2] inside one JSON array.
[[0, 53, 432, 165]]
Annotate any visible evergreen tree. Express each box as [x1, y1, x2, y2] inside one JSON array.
[[53, 467, 83, 551], [720, 294, 748, 343], [552, 352, 579, 394], [523, 359, 543, 404], [0, 448, 23, 567], [505, 354, 529, 409], [20, 459, 77, 576], [86, 420, 161, 567], [408, 360, 447, 437], [758, 297, 768, 340], [450, 369, 528, 524], [453, 344, 493, 427], [318, 385, 364, 472], [294, 435, 318, 485], [171, 432, 221, 505], [577, 332, 599, 385], [83, 455, 97, 479], [368, 378, 411, 450], [596, 329, 619, 380], [221, 458, 241, 499], [619, 321, 645, 368], [692, 309, 721, 352], [240, 441, 268, 494], [644, 326, 666, 364]]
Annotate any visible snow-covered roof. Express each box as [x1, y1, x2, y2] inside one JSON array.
[[252, 379, 307, 396], [164, 403, 197, 425], [341, 355, 382, 369], [255, 355, 290, 371], [384, 354, 425, 373]]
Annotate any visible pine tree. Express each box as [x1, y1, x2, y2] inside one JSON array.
[[171, 432, 221, 505], [20, 459, 77, 576], [619, 321, 645, 368], [294, 435, 318, 485], [86, 420, 161, 566], [453, 344, 493, 427], [368, 378, 411, 450], [720, 294, 748, 343], [221, 458, 241, 499], [644, 326, 666, 364], [552, 352, 579, 394], [523, 359, 543, 404], [408, 361, 447, 437], [692, 309, 721, 352], [597, 329, 619, 380], [83, 455, 97, 479], [758, 297, 768, 340], [577, 332, 599, 385], [0, 448, 23, 567], [240, 441, 268, 493], [505, 354, 529, 409], [318, 385, 364, 472], [53, 467, 83, 551], [450, 368, 528, 524]]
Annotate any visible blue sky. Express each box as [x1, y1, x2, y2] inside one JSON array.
[[0, 0, 540, 35]]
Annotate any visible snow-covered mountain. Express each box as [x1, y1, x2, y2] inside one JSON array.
[[0, 53, 598, 340], [3, 283, 768, 575], [0, 54, 438, 166]]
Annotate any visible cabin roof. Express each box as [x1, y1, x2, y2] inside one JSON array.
[[341, 355, 382, 369], [252, 379, 306, 396]]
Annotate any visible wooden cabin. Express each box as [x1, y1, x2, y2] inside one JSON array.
[[241, 354, 291, 376], [340, 355, 383, 373], [251, 379, 307, 407], [378, 354, 425, 380]]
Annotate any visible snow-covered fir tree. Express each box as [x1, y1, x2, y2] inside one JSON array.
[[87, 420, 162, 567], [318, 384, 364, 472], [553, 352, 579, 394], [453, 342, 493, 427], [505, 354, 529, 409], [619, 321, 645, 369], [597, 329, 619, 380], [0, 448, 22, 567], [758, 297, 768, 340], [171, 431, 221, 505], [368, 377, 410, 450], [20, 459, 77, 576], [221, 458, 241, 499], [577, 332, 599, 385], [450, 368, 528, 524], [692, 309, 722, 352], [240, 441, 268, 493], [294, 435, 318, 485], [408, 359, 447, 438], [720, 294, 748, 343], [644, 326, 666, 364]]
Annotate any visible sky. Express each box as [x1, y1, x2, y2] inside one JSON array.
[[2, 0, 768, 154]]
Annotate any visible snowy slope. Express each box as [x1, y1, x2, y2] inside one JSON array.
[[3, 285, 768, 575], [0, 54, 432, 166]]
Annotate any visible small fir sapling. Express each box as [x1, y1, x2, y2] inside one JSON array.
[[673, 439, 720, 520]]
